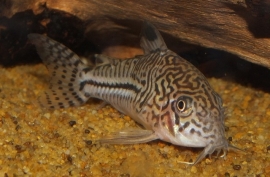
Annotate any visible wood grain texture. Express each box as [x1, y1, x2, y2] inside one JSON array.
[[1, 0, 270, 68]]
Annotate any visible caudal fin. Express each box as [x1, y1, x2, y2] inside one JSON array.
[[28, 34, 91, 109], [140, 21, 168, 54]]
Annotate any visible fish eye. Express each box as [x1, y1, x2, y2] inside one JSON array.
[[177, 100, 185, 111], [175, 96, 193, 116]]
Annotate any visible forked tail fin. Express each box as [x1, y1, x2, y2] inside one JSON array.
[[28, 34, 91, 109]]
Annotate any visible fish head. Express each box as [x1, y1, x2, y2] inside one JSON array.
[[172, 92, 225, 146], [153, 56, 230, 164], [157, 90, 227, 146]]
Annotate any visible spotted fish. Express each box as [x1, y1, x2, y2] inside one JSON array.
[[28, 22, 238, 165]]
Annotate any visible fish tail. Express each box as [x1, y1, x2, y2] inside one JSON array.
[[28, 34, 91, 109]]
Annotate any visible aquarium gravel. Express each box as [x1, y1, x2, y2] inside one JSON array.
[[0, 62, 269, 176]]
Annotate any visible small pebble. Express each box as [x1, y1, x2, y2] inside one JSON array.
[[44, 113, 51, 119], [23, 141, 32, 147], [54, 133, 61, 138], [191, 166, 197, 173], [85, 140, 92, 146], [67, 155, 72, 164], [69, 120, 76, 127], [267, 145, 270, 152], [15, 125, 21, 131], [225, 172, 230, 177], [233, 164, 241, 170], [15, 145, 22, 150], [15, 145, 24, 153], [84, 129, 90, 134]]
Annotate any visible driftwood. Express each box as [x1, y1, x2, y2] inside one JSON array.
[[0, 0, 270, 68]]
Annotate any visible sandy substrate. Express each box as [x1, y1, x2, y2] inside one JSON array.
[[0, 63, 269, 177]]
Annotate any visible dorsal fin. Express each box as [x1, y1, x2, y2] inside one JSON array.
[[140, 21, 168, 54]]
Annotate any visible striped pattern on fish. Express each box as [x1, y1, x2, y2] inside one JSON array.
[[28, 21, 239, 165]]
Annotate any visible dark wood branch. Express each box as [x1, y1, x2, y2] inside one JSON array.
[[1, 0, 270, 68]]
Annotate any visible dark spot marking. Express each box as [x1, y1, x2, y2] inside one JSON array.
[[68, 83, 73, 87], [175, 114, 180, 125], [183, 122, 190, 129], [72, 69, 78, 74], [203, 122, 214, 133], [79, 82, 86, 91], [191, 119, 201, 128], [141, 80, 146, 86], [179, 127, 184, 132], [74, 60, 80, 67]]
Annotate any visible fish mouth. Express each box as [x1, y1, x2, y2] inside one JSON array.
[[192, 137, 230, 165], [191, 134, 243, 165]]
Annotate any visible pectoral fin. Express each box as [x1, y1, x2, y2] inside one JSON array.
[[98, 129, 158, 144]]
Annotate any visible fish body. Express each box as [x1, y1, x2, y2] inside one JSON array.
[[28, 22, 237, 164]]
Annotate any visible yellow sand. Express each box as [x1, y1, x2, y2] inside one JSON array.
[[0, 64, 269, 177]]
